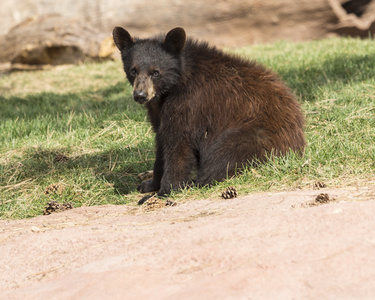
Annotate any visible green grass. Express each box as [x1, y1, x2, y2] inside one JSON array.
[[1, 37, 374, 219]]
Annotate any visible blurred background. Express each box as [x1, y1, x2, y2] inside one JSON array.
[[1, 0, 374, 71]]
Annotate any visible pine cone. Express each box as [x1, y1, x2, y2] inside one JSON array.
[[44, 200, 61, 215], [141, 195, 165, 212], [313, 181, 327, 190], [43, 200, 73, 215], [45, 183, 65, 195], [221, 186, 238, 199], [315, 193, 331, 204], [53, 154, 69, 163], [61, 202, 73, 210]]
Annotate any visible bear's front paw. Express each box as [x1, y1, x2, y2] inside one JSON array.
[[137, 180, 159, 193], [157, 185, 172, 197]]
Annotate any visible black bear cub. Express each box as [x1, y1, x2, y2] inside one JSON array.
[[113, 27, 306, 196]]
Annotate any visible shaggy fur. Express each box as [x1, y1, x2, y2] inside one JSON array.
[[113, 27, 306, 196]]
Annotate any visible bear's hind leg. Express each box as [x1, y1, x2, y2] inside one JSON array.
[[197, 128, 266, 186]]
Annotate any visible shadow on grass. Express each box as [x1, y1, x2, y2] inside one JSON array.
[[0, 146, 153, 195], [0, 82, 143, 121], [0, 81, 155, 197], [2, 52, 374, 121], [279, 53, 375, 101]]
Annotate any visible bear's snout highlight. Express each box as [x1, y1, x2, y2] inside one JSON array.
[[133, 76, 156, 104]]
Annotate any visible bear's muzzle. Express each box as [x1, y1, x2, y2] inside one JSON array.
[[133, 76, 156, 104]]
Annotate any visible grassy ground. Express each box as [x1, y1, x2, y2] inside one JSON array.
[[1, 37, 374, 219]]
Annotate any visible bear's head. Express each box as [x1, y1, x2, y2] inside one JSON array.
[[113, 27, 186, 104]]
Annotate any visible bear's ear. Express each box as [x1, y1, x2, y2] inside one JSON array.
[[113, 27, 134, 52], [164, 27, 186, 55]]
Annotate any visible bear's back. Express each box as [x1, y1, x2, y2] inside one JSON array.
[[178, 39, 302, 128]]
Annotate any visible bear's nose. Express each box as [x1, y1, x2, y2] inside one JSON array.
[[133, 91, 148, 103]]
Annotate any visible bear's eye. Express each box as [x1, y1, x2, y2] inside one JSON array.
[[152, 70, 160, 78], [130, 68, 137, 76]]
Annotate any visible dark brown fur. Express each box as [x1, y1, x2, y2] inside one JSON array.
[[113, 27, 306, 196]]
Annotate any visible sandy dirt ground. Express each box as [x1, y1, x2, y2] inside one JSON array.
[[1, 184, 375, 300]]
